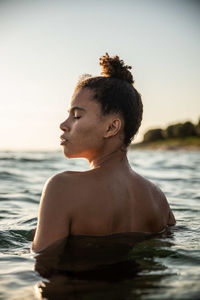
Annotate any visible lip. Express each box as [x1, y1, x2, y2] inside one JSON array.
[[60, 135, 69, 146]]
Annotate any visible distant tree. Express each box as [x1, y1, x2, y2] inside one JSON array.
[[172, 123, 185, 138], [195, 118, 200, 137], [143, 129, 164, 142], [178, 122, 196, 137], [142, 119, 200, 143], [165, 124, 180, 138], [165, 122, 196, 138]]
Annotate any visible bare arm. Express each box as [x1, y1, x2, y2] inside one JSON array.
[[168, 209, 176, 226], [158, 187, 176, 228], [32, 174, 71, 252], [161, 190, 176, 226]]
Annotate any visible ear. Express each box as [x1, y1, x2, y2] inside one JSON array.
[[104, 118, 122, 138]]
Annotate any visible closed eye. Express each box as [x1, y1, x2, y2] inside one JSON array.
[[67, 106, 86, 120]]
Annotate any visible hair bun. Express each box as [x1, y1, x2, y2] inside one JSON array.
[[99, 53, 134, 84]]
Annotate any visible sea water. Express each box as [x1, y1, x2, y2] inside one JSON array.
[[0, 149, 200, 300]]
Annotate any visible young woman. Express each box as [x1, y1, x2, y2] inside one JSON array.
[[32, 53, 175, 252]]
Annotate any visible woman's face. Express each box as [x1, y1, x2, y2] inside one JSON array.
[[60, 88, 109, 160]]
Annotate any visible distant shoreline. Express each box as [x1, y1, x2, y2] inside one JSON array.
[[130, 137, 200, 151]]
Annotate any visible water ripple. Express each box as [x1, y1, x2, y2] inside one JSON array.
[[0, 150, 199, 299]]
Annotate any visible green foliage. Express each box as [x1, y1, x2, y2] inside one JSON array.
[[195, 118, 200, 137], [143, 119, 200, 142], [164, 124, 176, 138], [143, 128, 164, 142], [165, 122, 196, 138]]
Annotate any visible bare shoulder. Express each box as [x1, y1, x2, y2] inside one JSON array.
[[131, 171, 160, 194], [40, 170, 92, 214], [131, 171, 176, 228], [138, 172, 169, 208], [32, 171, 81, 252], [132, 171, 164, 196], [44, 169, 96, 199], [44, 171, 71, 188], [43, 170, 81, 196]]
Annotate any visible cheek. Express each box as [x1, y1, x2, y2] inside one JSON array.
[[74, 120, 94, 135], [74, 122, 103, 146]]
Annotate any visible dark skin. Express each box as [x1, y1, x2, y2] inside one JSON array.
[[32, 88, 175, 252]]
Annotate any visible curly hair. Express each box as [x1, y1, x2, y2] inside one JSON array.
[[75, 53, 143, 147]]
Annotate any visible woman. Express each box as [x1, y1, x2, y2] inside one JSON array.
[[32, 53, 175, 252]]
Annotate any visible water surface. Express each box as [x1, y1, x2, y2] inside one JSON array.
[[0, 150, 200, 299]]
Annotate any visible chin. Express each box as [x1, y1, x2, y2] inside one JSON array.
[[62, 147, 77, 159], [62, 147, 88, 160], [63, 150, 72, 159], [61, 147, 70, 158]]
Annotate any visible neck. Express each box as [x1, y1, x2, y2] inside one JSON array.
[[89, 147, 128, 169]]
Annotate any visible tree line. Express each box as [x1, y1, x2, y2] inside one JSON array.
[[143, 119, 200, 143]]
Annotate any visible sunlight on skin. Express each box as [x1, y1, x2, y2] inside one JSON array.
[[34, 283, 46, 300]]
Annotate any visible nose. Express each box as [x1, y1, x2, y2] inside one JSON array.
[[60, 119, 70, 131]]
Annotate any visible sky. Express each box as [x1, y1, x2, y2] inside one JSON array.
[[0, 0, 200, 150]]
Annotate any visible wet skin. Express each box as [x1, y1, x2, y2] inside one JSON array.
[[32, 88, 175, 252]]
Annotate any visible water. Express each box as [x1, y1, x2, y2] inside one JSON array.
[[0, 149, 200, 300]]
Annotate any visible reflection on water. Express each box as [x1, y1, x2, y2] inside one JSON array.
[[0, 150, 200, 299], [34, 230, 175, 300]]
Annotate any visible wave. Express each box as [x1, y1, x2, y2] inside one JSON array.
[[0, 157, 51, 163], [0, 171, 19, 180], [0, 229, 33, 250], [0, 226, 36, 246]]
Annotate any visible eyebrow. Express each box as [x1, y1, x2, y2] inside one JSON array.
[[68, 106, 86, 113]]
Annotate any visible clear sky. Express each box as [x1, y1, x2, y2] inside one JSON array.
[[0, 0, 200, 150]]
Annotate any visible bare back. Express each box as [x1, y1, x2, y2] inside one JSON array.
[[67, 166, 173, 236], [32, 153, 175, 252]]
